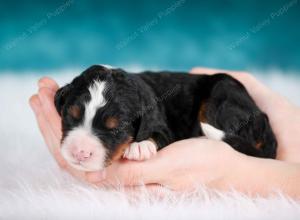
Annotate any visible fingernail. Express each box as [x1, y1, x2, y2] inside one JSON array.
[[38, 77, 50, 89], [38, 79, 46, 88], [39, 87, 54, 98]]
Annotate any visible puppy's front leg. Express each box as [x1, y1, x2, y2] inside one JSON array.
[[123, 139, 157, 161]]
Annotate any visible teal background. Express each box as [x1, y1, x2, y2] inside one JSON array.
[[0, 0, 300, 73]]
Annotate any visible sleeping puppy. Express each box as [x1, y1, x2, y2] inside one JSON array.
[[54, 65, 277, 171]]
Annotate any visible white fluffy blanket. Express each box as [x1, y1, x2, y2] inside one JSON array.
[[0, 70, 300, 219]]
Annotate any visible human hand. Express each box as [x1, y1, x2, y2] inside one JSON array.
[[30, 68, 300, 192], [190, 67, 300, 163], [29, 76, 240, 191]]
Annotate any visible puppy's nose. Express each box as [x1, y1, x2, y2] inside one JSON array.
[[72, 149, 93, 162]]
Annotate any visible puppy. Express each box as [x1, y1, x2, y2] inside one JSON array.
[[54, 65, 277, 171]]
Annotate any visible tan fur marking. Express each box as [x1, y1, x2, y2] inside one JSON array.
[[255, 141, 263, 150], [68, 105, 81, 119], [105, 117, 119, 129], [198, 101, 207, 123]]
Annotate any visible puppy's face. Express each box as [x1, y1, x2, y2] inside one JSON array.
[[55, 65, 140, 171]]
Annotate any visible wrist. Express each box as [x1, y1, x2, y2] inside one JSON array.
[[212, 151, 274, 194], [223, 155, 300, 197], [225, 155, 270, 195], [224, 154, 249, 191], [208, 148, 245, 191]]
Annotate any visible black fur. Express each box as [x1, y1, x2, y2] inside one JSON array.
[[55, 65, 277, 160]]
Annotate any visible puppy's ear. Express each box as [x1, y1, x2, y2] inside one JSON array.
[[54, 84, 72, 116]]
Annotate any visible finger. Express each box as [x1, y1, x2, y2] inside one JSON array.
[[30, 95, 88, 178], [190, 67, 249, 76], [35, 81, 99, 181], [190, 67, 225, 75], [190, 67, 254, 85], [38, 87, 62, 140], [38, 77, 59, 91], [86, 157, 165, 186], [29, 95, 67, 168]]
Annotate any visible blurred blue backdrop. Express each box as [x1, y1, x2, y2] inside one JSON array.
[[0, 0, 299, 73]]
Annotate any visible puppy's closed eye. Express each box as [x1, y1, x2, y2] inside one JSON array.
[[105, 116, 119, 129], [68, 105, 81, 119]]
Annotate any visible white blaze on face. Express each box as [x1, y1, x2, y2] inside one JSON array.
[[84, 81, 107, 127], [61, 80, 108, 171]]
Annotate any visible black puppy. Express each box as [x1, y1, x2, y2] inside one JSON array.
[[54, 65, 277, 171]]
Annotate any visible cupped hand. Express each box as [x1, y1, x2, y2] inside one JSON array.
[[29, 68, 300, 191], [30, 78, 86, 181], [29, 76, 240, 190]]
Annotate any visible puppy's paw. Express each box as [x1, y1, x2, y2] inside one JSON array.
[[123, 140, 157, 161]]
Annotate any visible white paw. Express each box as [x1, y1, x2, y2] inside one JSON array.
[[123, 140, 157, 161], [201, 123, 225, 141]]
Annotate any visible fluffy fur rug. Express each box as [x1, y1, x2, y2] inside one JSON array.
[[0, 70, 300, 219]]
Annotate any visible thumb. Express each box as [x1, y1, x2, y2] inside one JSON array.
[[85, 156, 165, 187]]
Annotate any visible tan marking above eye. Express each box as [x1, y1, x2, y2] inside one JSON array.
[[198, 100, 207, 123], [255, 141, 263, 149], [105, 116, 119, 129], [68, 105, 81, 119]]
